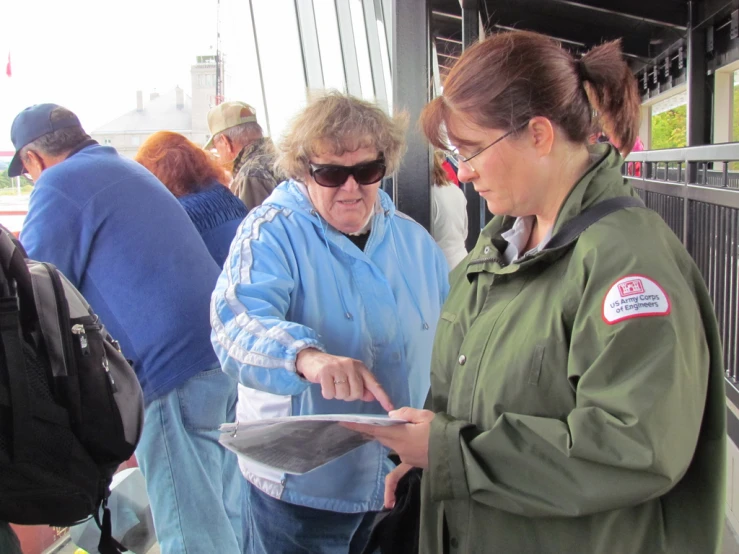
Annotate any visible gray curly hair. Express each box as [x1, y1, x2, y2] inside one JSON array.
[[275, 91, 408, 180]]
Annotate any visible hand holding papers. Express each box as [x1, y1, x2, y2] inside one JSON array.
[[219, 414, 404, 475]]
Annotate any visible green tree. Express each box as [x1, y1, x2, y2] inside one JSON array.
[[0, 168, 33, 191], [651, 104, 687, 150]]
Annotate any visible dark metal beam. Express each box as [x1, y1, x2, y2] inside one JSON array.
[[462, 0, 483, 250], [687, 0, 711, 147], [695, 0, 739, 30], [482, 8, 653, 58], [393, 0, 432, 230], [462, 0, 480, 46], [543, 0, 688, 30], [686, 0, 712, 220]]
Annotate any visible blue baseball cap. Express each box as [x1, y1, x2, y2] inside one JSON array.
[[8, 103, 81, 177]]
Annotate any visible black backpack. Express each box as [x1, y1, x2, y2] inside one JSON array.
[[0, 225, 144, 554]]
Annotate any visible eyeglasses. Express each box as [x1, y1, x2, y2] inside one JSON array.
[[451, 121, 529, 165], [308, 156, 386, 188]]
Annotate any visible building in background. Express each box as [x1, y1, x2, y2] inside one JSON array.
[[91, 55, 222, 158]]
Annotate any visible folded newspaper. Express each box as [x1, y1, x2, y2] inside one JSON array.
[[219, 414, 405, 475]]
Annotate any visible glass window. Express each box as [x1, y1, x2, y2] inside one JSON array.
[[650, 91, 687, 150], [313, 0, 346, 92], [251, 0, 307, 140], [220, 0, 268, 135], [375, 10, 392, 112], [349, 0, 375, 101]]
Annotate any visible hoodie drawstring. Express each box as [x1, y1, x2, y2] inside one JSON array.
[[313, 210, 354, 321]]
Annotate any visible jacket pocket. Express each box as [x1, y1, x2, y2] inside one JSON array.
[[528, 344, 546, 386], [178, 367, 236, 431]]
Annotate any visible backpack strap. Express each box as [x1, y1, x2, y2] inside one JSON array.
[[545, 196, 646, 251], [0, 226, 36, 325], [0, 293, 33, 460]]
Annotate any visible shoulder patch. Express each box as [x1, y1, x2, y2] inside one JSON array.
[[602, 275, 670, 324]]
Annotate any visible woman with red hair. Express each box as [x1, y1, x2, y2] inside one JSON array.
[[136, 131, 248, 267]]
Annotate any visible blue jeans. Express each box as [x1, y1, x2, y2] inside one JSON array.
[[136, 368, 244, 553], [245, 482, 378, 554]]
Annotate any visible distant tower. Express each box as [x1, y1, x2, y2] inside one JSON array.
[[191, 55, 218, 145], [215, 0, 225, 105]]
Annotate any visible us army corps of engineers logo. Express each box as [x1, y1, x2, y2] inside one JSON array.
[[602, 274, 671, 324]]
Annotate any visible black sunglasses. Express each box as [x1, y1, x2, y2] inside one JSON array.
[[308, 156, 386, 188]]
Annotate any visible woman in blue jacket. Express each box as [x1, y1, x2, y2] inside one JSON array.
[[136, 131, 248, 267], [211, 92, 449, 553]]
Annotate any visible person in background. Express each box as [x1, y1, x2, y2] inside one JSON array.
[[11, 104, 243, 554], [349, 31, 726, 554], [135, 131, 248, 267], [627, 135, 645, 177], [210, 91, 449, 554], [430, 150, 467, 269], [441, 156, 460, 187], [205, 101, 282, 209]]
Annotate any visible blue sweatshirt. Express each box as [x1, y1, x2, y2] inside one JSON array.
[[178, 181, 248, 268], [21, 144, 221, 403], [211, 180, 449, 512]]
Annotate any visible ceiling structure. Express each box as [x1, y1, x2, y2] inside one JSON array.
[[431, 0, 699, 81]]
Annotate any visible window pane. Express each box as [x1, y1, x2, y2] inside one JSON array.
[[349, 0, 375, 101], [221, 0, 268, 135], [650, 91, 687, 150], [251, 0, 307, 139], [375, 12, 392, 113], [313, 0, 346, 92]]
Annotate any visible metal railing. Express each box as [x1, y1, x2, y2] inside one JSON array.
[[625, 145, 739, 397]]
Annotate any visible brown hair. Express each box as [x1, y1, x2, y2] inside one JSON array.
[[421, 31, 641, 156], [276, 91, 408, 180], [135, 131, 228, 197], [432, 150, 453, 187]]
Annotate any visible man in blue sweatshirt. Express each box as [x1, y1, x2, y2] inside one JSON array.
[[9, 104, 243, 554]]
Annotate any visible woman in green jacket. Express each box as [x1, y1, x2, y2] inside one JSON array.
[[349, 31, 726, 553]]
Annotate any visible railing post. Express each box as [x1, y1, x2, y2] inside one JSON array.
[[683, 152, 690, 247]]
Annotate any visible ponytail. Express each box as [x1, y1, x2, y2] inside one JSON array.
[[579, 40, 641, 155]]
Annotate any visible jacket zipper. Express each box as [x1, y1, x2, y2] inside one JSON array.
[[42, 263, 75, 377]]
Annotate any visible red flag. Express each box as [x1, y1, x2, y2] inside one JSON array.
[[5, 52, 10, 78]]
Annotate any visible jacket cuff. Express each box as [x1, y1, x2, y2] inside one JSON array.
[[291, 342, 326, 381], [428, 413, 473, 502]]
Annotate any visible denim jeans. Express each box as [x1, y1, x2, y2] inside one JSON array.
[[136, 367, 244, 554], [244, 481, 378, 554]]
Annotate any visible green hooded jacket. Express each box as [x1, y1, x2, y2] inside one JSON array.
[[421, 144, 726, 554]]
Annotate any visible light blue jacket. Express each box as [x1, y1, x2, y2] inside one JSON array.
[[211, 180, 449, 513]]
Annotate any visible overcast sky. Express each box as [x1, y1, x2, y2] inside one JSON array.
[[0, 0, 221, 151]]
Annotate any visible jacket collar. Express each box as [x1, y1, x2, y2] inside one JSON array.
[[266, 179, 396, 258], [232, 137, 271, 175], [465, 143, 627, 278]]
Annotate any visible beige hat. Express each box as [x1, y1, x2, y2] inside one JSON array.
[[204, 101, 258, 149]]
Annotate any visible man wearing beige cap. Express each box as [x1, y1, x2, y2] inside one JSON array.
[[205, 101, 282, 209]]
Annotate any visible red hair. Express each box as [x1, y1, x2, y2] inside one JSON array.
[[135, 131, 228, 197]]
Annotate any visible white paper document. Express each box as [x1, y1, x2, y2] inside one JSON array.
[[219, 414, 404, 475]]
